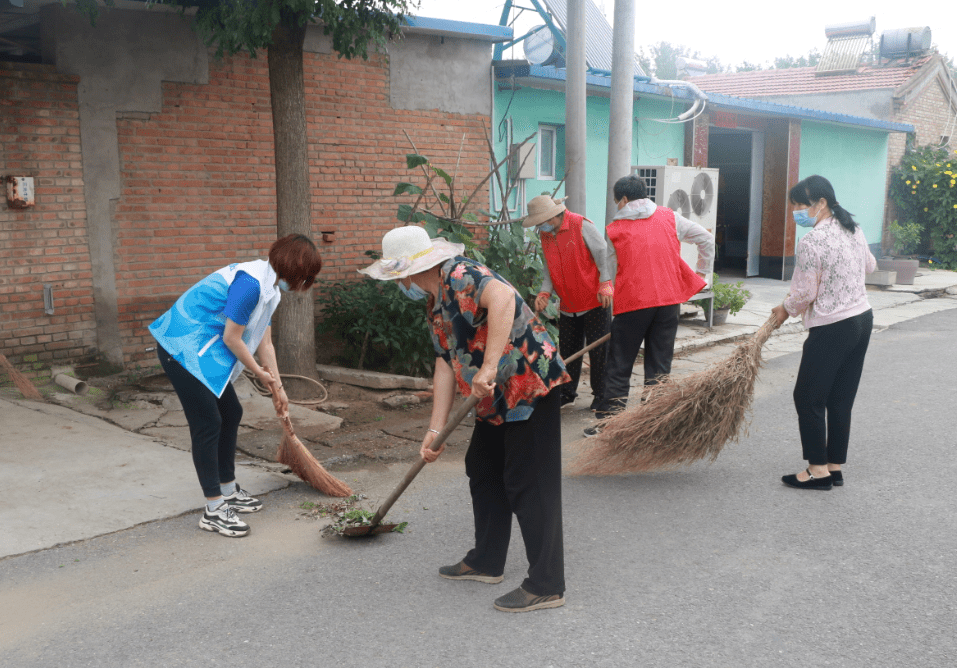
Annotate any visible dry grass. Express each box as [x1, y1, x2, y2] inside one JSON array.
[[568, 315, 778, 476]]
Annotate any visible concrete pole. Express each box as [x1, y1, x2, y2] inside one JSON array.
[[565, 0, 587, 215], [605, 0, 635, 224]]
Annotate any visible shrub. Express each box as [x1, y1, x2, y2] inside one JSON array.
[[316, 270, 435, 378], [889, 145, 957, 268], [887, 220, 922, 256]]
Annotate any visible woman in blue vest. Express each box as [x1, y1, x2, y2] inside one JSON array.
[[149, 234, 323, 537]]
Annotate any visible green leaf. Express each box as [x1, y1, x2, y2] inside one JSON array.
[[433, 167, 453, 186], [393, 182, 423, 196], [439, 193, 451, 204], [397, 204, 413, 222], [406, 154, 429, 169]]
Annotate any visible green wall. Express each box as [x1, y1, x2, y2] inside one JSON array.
[[493, 85, 686, 229], [798, 121, 889, 245]]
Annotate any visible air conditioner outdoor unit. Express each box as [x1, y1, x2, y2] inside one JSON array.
[[631, 165, 719, 282]]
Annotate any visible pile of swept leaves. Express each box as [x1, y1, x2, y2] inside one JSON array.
[[300, 494, 408, 537]]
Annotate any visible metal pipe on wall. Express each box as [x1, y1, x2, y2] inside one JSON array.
[[605, 0, 636, 224], [565, 0, 587, 215]]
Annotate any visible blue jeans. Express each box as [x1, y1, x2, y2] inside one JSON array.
[[157, 345, 243, 498]]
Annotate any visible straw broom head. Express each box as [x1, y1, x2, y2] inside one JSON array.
[[567, 315, 778, 476], [0, 352, 44, 402], [278, 416, 353, 497]]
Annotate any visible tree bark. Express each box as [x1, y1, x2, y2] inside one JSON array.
[[268, 15, 317, 397]]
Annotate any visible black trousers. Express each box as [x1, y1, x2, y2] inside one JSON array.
[[559, 305, 611, 406], [793, 309, 873, 466], [596, 304, 680, 419], [157, 345, 243, 498], [463, 387, 565, 596]]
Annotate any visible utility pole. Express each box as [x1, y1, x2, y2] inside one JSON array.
[[606, 0, 635, 223], [565, 0, 587, 215]]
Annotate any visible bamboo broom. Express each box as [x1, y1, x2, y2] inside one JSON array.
[[266, 374, 352, 497], [568, 315, 778, 476], [0, 352, 44, 401]]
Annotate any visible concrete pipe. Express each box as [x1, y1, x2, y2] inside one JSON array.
[[54, 374, 88, 395]]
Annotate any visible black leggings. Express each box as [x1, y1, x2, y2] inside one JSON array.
[[559, 305, 610, 404], [793, 310, 873, 466], [157, 345, 243, 498]]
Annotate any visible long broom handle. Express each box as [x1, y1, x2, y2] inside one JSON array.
[[367, 333, 611, 528], [561, 332, 610, 365], [370, 393, 482, 527]]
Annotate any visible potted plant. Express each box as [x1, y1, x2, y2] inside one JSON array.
[[695, 273, 752, 326], [877, 220, 922, 285]]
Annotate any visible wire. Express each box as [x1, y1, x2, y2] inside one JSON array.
[[242, 370, 329, 407]]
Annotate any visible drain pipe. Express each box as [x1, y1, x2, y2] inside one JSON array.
[[650, 78, 708, 120]]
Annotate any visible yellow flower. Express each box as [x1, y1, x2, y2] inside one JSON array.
[[912, 165, 917, 170], [924, 207, 929, 211], [906, 180, 911, 184], [933, 184, 938, 188], [916, 180, 921, 184]]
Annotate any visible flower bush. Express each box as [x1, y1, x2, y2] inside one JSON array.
[[889, 145, 957, 268]]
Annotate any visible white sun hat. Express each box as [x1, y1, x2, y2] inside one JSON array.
[[359, 226, 465, 281]]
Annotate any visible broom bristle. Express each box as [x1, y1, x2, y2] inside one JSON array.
[[0, 353, 44, 401], [277, 427, 353, 497], [568, 316, 778, 476]]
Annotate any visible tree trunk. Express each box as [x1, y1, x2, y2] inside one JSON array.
[[268, 15, 317, 398]]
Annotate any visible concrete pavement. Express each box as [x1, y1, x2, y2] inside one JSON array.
[[2, 268, 956, 560]]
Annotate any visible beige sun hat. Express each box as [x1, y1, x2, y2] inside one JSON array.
[[522, 195, 568, 228], [358, 226, 465, 281]]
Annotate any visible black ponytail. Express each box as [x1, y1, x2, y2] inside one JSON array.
[[789, 175, 857, 233]]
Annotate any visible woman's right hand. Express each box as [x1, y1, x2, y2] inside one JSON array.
[[420, 430, 445, 463], [256, 366, 276, 387], [534, 292, 550, 313]]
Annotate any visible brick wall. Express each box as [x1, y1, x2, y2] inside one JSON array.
[[113, 48, 491, 364], [0, 63, 96, 370]]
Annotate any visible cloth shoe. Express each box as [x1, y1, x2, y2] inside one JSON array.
[[781, 468, 833, 491], [830, 470, 844, 486], [222, 484, 263, 513], [438, 560, 503, 584], [583, 424, 602, 438], [493, 586, 565, 613], [199, 504, 250, 537]]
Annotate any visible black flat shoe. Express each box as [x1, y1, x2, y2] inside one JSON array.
[[829, 470, 844, 487], [781, 468, 833, 490]]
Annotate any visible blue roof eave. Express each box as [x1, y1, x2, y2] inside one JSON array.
[[495, 63, 914, 134], [403, 16, 513, 43]]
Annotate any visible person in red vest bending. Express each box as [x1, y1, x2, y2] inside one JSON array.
[[586, 174, 714, 436], [525, 195, 613, 411]]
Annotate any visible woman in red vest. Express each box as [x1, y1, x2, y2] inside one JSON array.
[[588, 174, 714, 436], [525, 195, 613, 410]]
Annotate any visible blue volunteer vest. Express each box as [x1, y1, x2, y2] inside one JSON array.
[[149, 259, 281, 397]]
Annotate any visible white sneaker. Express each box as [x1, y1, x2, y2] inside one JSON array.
[[199, 504, 250, 537], [222, 484, 262, 513]]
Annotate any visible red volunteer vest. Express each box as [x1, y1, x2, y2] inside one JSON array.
[[540, 211, 601, 313], [606, 206, 706, 315]]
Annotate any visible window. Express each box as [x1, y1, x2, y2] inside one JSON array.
[[538, 125, 557, 179]]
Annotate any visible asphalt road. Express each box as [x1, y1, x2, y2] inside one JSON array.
[[1, 309, 955, 668]]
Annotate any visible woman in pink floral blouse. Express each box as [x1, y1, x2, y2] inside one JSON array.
[[771, 175, 877, 491]]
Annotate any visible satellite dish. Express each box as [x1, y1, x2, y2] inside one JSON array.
[[667, 190, 692, 219], [524, 25, 564, 67], [690, 172, 715, 217]]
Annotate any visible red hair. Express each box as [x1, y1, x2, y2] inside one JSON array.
[[268, 234, 322, 290]]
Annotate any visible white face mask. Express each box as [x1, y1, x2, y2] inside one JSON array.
[[278, 279, 291, 292], [399, 280, 428, 301]]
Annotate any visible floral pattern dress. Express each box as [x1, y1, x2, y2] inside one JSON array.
[[428, 257, 570, 425]]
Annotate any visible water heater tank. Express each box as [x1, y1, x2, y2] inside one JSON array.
[[880, 27, 932, 58], [524, 25, 563, 67]]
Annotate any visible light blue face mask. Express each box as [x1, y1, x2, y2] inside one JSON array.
[[793, 207, 818, 228], [538, 222, 556, 234], [278, 279, 291, 292], [399, 280, 428, 301]]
